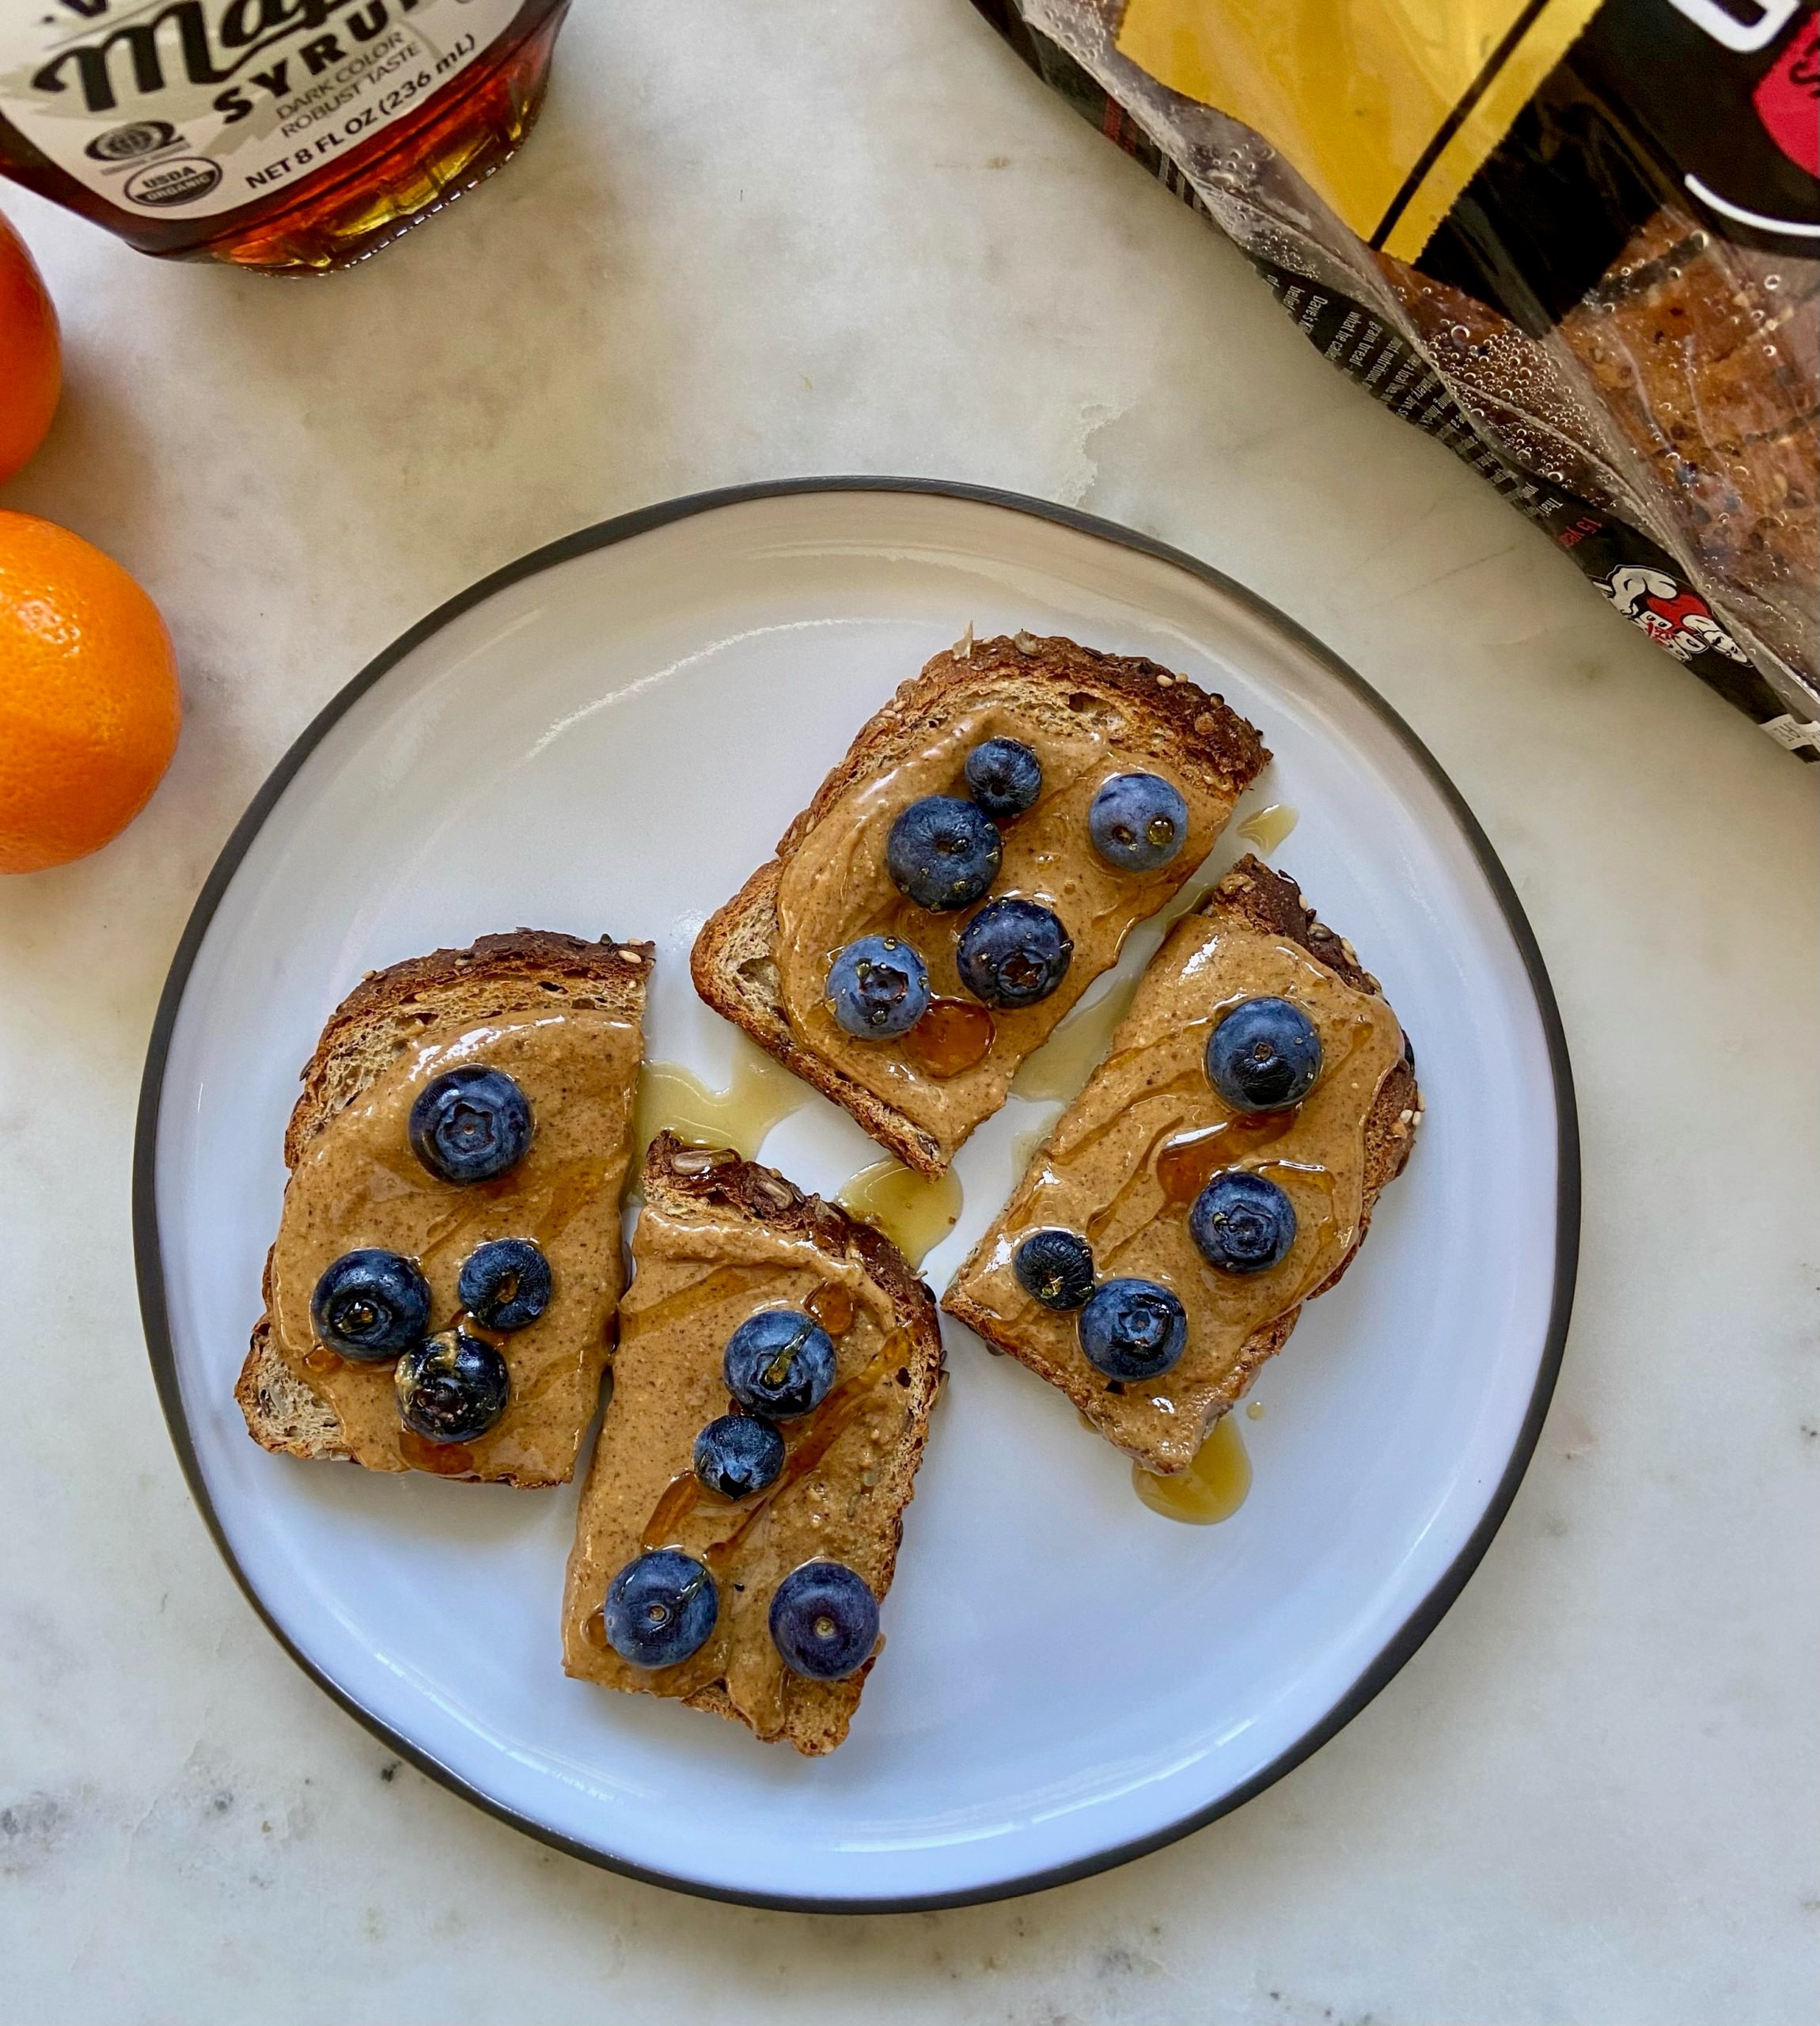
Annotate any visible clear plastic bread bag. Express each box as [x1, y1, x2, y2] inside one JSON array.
[[974, 0, 1820, 757]]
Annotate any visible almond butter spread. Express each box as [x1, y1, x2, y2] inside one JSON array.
[[948, 912, 1404, 1471], [268, 1011, 639, 1482], [775, 699, 1238, 1163], [561, 1202, 918, 1740]]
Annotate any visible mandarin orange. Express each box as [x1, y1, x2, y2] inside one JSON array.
[[0, 211, 59, 484], [0, 512, 181, 874]]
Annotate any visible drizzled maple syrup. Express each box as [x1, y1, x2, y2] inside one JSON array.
[[639, 1337, 904, 1564], [1153, 1111, 1298, 1202], [635, 1041, 807, 1165], [0, 1, 571, 273], [836, 1161, 962, 1265], [302, 1345, 343, 1375], [805, 1282, 855, 1334], [641, 1468, 701, 1550], [901, 1000, 995, 1079], [398, 1428, 476, 1477], [1132, 1415, 1251, 1523]]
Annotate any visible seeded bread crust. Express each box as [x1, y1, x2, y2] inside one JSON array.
[[690, 632, 1268, 1174], [942, 856, 1420, 1467], [582, 1134, 945, 1755], [235, 930, 653, 1482]]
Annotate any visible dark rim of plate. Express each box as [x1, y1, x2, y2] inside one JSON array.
[[131, 476, 1580, 1915]]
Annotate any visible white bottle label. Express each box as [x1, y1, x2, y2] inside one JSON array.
[[0, 0, 534, 222]]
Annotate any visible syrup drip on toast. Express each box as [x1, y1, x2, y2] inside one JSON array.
[[639, 1333, 908, 1569], [398, 1429, 477, 1477], [623, 1262, 778, 1334], [805, 1282, 855, 1334], [901, 999, 995, 1078], [1152, 1112, 1299, 1202]]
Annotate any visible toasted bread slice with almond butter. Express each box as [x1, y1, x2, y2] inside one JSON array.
[[943, 858, 1420, 1474], [560, 1133, 943, 1755], [236, 929, 650, 1488], [691, 632, 1266, 1177]]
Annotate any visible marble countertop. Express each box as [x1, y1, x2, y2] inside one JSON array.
[[1, 4, 1814, 2020]]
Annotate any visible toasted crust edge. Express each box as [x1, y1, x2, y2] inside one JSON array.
[[284, 930, 653, 1169], [237, 929, 654, 1482], [941, 855, 1420, 1467], [591, 1133, 946, 1755], [691, 634, 1270, 1177], [774, 634, 1268, 855]]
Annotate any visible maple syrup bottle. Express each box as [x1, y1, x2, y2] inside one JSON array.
[[0, 0, 570, 274]]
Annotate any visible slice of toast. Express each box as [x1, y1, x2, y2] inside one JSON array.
[[561, 1133, 944, 1755], [237, 930, 651, 1488], [692, 632, 1267, 1176], [943, 857, 1420, 1474]]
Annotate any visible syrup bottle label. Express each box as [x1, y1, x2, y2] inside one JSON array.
[[0, 0, 537, 222]]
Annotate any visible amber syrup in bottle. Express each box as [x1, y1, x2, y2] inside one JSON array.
[[0, 1, 569, 274]]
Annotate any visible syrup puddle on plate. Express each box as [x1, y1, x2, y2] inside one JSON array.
[[635, 1037, 806, 1163], [1009, 1108, 1062, 1177], [1132, 1414, 1251, 1524], [1011, 977, 1139, 1106], [1237, 802, 1299, 855], [836, 1160, 962, 1266]]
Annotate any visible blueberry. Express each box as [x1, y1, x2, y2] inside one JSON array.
[[1189, 1170, 1297, 1274], [964, 737, 1042, 821], [457, 1238, 551, 1331], [1078, 1277, 1187, 1381], [394, 1330, 510, 1443], [602, 1549, 719, 1669], [1014, 1228, 1096, 1311], [886, 795, 1002, 911], [827, 934, 931, 1039], [408, 1064, 533, 1184], [956, 897, 1073, 1008], [693, 1413, 786, 1501], [723, 1310, 836, 1419], [768, 1561, 880, 1680], [1088, 773, 1189, 871], [309, 1248, 431, 1364], [1206, 996, 1323, 1112]]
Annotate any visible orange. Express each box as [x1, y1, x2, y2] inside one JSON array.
[[0, 210, 59, 484], [0, 512, 181, 874]]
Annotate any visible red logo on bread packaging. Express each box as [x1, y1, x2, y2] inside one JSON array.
[[1755, 12, 1820, 174], [1596, 566, 1752, 664]]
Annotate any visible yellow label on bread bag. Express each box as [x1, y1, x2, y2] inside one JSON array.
[[1114, 0, 1606, 261]]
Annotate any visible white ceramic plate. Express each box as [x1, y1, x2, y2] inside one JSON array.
[[136, 481, 1576, 1910]]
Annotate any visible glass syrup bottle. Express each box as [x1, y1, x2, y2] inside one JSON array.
[[0, 0, 570, 274]]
